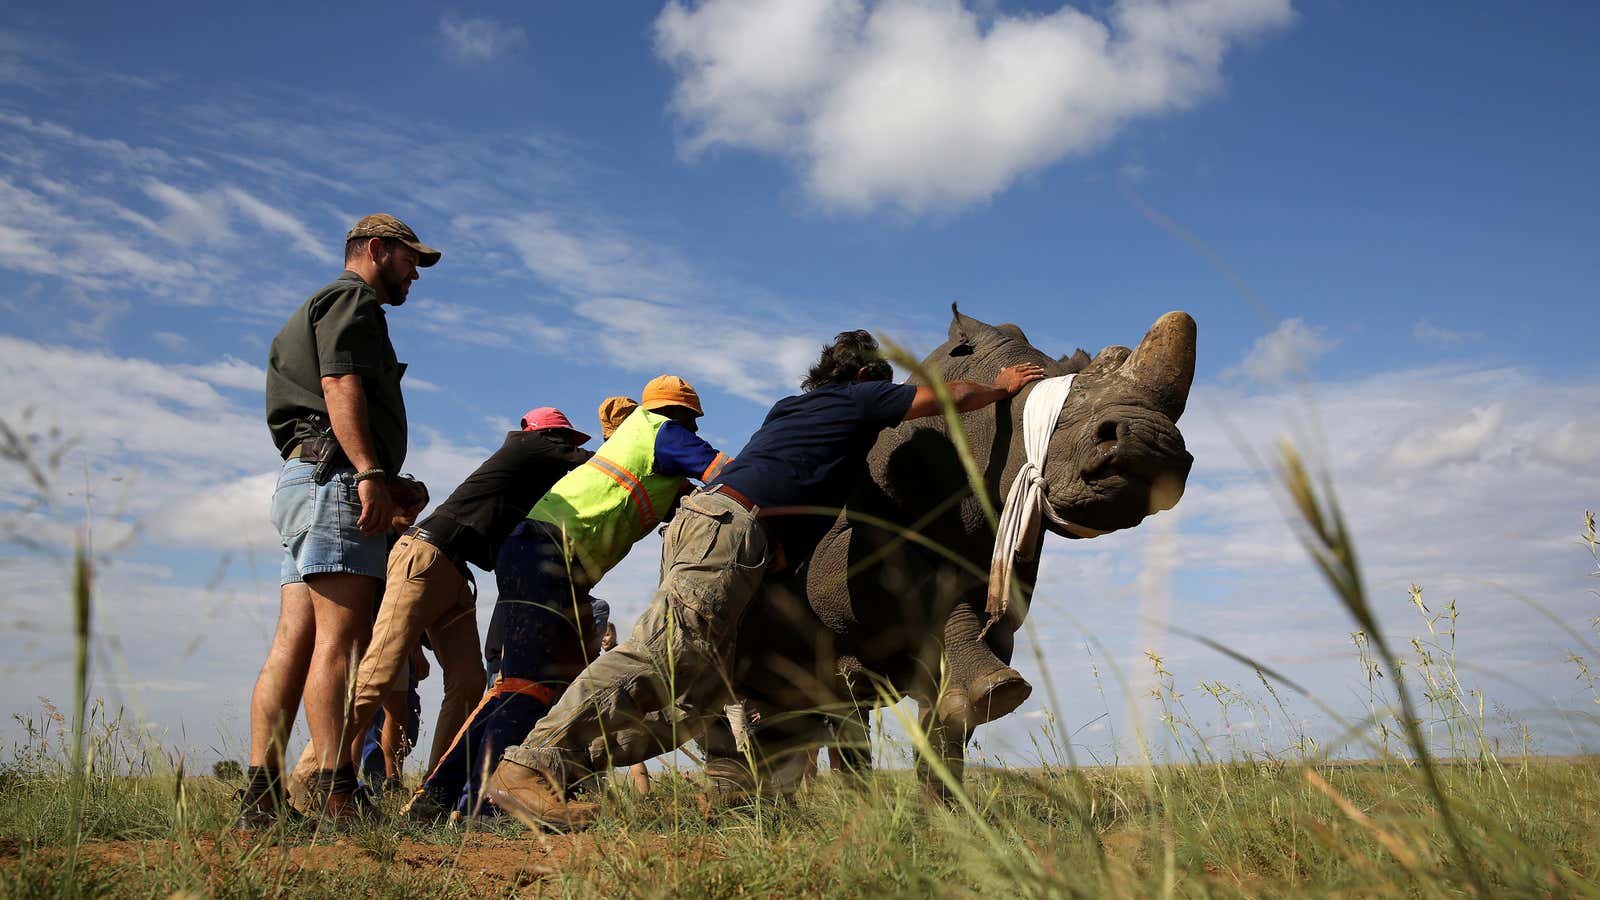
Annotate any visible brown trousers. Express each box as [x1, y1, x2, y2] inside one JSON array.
[[289, 534, 485, 800]]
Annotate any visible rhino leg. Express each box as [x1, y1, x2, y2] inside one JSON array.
[[914, 701, 967, 804], [935, 600, 1033, 733]]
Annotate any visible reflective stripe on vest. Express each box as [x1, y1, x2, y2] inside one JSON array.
[[702, 452, 732, 483], [527, 407, 690, 582], [585, 454, 656, 533]]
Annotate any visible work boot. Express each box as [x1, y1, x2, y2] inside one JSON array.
[[486, 757, 598, 832]]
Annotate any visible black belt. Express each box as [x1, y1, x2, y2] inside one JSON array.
[[403, 525, 473, 580]]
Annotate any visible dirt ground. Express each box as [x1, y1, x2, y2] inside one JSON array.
[[3, 832, 668, 894]]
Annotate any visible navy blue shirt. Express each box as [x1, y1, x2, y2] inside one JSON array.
[[713, 381, 916, 560]]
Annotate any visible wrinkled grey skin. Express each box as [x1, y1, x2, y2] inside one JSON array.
[[702, 307, 1196, 794]]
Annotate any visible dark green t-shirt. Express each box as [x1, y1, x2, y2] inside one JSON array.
[[264, 271, 408, 472]]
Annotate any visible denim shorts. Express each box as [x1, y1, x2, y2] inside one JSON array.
[[272, 458, 388, 585]]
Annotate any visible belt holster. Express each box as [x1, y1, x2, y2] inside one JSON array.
[[293, 415, 347, 485]]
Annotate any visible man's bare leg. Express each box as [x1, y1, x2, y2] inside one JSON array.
[[239, 583, 316, 821], [248, 583, 315, 769], [303, 573, 378, 777]]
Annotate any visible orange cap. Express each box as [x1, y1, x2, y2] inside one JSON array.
[[597, 396, 640, 439], [641, 375, 703, 417]]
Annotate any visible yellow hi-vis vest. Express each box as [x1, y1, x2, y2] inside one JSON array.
[[528, 408, 691, 584]]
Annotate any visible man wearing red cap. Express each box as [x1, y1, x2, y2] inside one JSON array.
[[401, 376, 728, 821], [283, 406, 593, 814]]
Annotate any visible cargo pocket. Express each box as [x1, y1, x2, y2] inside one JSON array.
[[666, 504, 723, 569]]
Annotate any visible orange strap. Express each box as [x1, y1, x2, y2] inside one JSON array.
[[586, 454, 656, 533], [489, 676, 558, 705]]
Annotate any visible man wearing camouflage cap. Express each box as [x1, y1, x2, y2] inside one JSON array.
[[240, 214, 440, 825]]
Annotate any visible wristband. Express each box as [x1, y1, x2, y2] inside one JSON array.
[[353, 468, 387, 483]]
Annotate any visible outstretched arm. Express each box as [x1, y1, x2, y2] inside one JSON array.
[[902, 363, 1046, 422]]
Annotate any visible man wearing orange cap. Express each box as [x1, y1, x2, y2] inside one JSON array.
[[244, 214, 438, 825], [400, 377, 728, 821], [488, 331, 1043, 829]]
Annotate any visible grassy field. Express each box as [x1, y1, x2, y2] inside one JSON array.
[[2, 727, 1597, 897], [3, 423, 1598, 896]]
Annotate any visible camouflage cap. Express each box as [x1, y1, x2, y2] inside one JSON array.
[[346, 213, 441, 267]]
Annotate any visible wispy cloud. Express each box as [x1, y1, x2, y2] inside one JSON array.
[[453, 211, 828, 402], [439, 14, 528, 64], [224, 187, 339, 264], [655, 0, 1294, 214], [1413, 319, 1483, 345], [1233, 317, 1334, 382]]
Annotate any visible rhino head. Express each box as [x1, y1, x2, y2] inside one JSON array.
[[938, 305, 1196, 538]]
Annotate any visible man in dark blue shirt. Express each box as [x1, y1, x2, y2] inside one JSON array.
[[489, 330, 1043, 829]]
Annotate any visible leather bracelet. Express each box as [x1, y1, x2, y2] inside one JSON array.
[[353, 468, 386, 483]]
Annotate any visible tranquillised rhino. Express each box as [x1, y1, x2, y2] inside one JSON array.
[[700, 306, 1196, 795]]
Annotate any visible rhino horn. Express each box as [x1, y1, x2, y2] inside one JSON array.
[[1120, 310, 1197, 420], [948, 302, 999, 345]]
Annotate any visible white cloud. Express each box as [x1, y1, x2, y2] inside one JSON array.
[[143, 179, 234, 246], [574, 296, 820, 403], [176, 356, 266, 392], [0, 337, 476, 557], [0, 174, 207, 293], [151, 331, 189, 352], [162, 471, 281, 552], [1391, 404, 1503, 470], [457, 212, 701, 302], [454, 212, 830, 403], [655, 0, 1293, 213], [1537, 418, 1600, 469], [224, 187, 339, 264], [1413, 319, 1482, 345], [1235, 317, 1333, 382], [439, 14, 528, 64]]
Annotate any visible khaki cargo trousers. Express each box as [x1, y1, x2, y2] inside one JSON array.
[[503, 489, 768, 782], [288, 533, 485, 803]]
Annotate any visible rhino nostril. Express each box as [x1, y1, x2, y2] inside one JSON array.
[[1095, 419, 1120, 456]]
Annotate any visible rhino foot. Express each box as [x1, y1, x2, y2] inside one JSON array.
[[936, 667, 1033, 733]]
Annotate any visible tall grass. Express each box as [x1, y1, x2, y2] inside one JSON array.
[[4, 419, 1599, 895], [4, 406, 1600, 896]]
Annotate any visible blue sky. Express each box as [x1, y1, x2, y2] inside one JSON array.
[[2, 0, 1597, 766]]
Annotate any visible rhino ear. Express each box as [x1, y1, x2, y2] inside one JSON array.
[[995, 323, 1030, 343], [948, 302, 997, 345], [1058, 348, 1092, 373], [1081, 345, 1131, 375]]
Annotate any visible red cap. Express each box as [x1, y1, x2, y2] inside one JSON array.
[[519, 407, 591, 444]]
